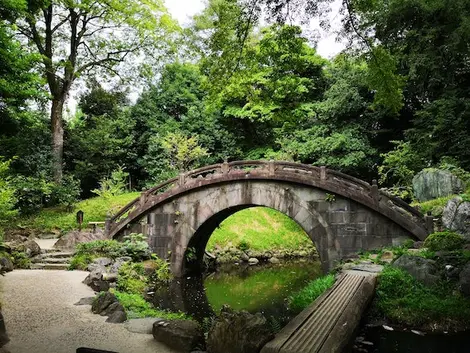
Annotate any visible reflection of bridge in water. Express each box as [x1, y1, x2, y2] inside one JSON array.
[[108, 161, 433, 277]]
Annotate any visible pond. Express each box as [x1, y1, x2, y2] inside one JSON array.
[[355, 326, 470, 353], [151, 260, 322, 323], [150, 261, 470, 353]]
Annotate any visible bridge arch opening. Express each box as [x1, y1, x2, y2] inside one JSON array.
[[182, 205, 323, 276]]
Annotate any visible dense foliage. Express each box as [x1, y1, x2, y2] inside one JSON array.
[[375, 266, 470, 329]]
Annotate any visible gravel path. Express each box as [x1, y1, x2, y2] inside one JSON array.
[[0, 270, 176, 353]]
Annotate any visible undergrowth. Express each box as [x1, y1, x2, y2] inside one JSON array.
[[117, 262, 148, 294], [114, 291, 189, 320], [375, 266, 470, 330]]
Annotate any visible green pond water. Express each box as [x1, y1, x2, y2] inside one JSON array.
[[152, 260, 322, 322]]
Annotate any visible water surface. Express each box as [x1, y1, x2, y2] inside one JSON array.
[[152, 260, 322, 322]]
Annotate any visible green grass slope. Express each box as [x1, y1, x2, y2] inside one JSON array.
[[206, 207, 312, 251], [17, 192, 140, 232]]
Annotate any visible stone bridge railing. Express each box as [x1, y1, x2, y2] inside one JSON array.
[[106, 161, 433, 240]]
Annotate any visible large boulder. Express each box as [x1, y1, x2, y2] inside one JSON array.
[[91, 292, 127, 323], [0, 257, 14, 274], [106, 310, 127, 323], [152, 319, 204, 352], [392, 255, 439, 287], [459, 263, 470, 297], [91, 292, 118, 315], [206, 306, 273, 353], [83, 269, 110, 292], [442, 197, 470, 241], [412, 169, 465, 202], [53, 230, 105, 250], [19, 239, 41, 257], [0, 312, 9, 347]]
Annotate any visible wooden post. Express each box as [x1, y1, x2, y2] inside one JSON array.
[[139, 192, 147, 209], [104, 213, 111, 238]]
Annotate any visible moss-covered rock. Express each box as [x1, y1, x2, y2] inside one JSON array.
[[424, 231, 465, 251], [413, 169, 465, 202]]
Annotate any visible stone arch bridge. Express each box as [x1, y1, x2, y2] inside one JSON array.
[[107, 161, 433, 277]]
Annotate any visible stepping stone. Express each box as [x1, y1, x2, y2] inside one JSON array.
[[124, 318, 161, 334]]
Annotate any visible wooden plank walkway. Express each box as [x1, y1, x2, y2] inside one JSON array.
[[261, 271, 377, 353]]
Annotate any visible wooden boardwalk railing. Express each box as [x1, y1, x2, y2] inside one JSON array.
[[261, 271, 377, 353]]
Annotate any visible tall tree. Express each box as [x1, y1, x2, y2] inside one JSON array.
[[0, 0, 42, 121], [65, 81, 133, 196], [15, 0, 177, 181]]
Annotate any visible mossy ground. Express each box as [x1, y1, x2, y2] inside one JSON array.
[[373, 266, 470, 331], [113, 291, 189, 320]]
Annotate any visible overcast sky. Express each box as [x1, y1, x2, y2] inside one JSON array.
[[164, 0, 345, 58]]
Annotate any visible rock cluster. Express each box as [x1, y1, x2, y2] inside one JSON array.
[[91, 292, 127, 323], [83, 256, 131, 291], [391, 252, 470, 298], [152, 319, 204, 352], [206, 305, 273, 353], [392, 255, 439, 286], [211, 244, 317, 266], [1, 237, 41, 270]]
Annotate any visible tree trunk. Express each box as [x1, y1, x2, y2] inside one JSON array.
[[51, 97, 65, 183]]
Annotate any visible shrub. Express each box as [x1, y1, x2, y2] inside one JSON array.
[[0, 159, 18, 224], [68, 253, 96, 270], [92, 166, 129, 198], [13, 175, 52, 215], [375, 266, 470, 328], [70, 239, 123, 270], [117, 262, 147, 294], [424, 231, 465, 251], [289, 274, 335, 312], [122, 233, 150, 261], [152, 256, 172, 283], [75, 239, 123, 258], [378, 141, 422, 187], [237, 240, 250, 251], [114, 291, 189, 320], [49, 175, 81, 210], [11, 251, 31, 269]]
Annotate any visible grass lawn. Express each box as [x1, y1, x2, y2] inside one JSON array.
[[206, 207, 313, 251], [16, 192, 140, 232]]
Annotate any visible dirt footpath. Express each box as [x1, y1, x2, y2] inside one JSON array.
[[0, 270, 176, 353]]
